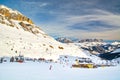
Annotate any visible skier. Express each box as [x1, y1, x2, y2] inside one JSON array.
[[49, 65, 52, 70]]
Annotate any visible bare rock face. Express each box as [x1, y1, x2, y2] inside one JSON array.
[[19, 22, 41, 34], [0, 5, 44, 35], [0, 5, 33, 24]]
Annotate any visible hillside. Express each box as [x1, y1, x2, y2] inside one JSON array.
[[0, 5, 88, 60]]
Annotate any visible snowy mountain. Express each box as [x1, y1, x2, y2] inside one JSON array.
[[56, 37, 103, 43], [56, 37, 73, 43], [0, 5, 88, 60]]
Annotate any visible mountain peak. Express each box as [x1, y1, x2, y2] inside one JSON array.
[[0, 5, 33, 24], [0, 5, 44, 35]]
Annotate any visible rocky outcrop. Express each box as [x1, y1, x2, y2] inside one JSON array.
[[0, 5, 33, 24], [56, 37, 73, 43], [0, 14, 15, 27], [0, 5, 44, 35], [19, 22, 40, 34]]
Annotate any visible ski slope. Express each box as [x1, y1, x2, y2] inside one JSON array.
[[0, 62, 120, 80]]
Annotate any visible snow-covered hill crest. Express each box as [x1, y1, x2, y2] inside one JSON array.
[[0, 5, 88, 60]]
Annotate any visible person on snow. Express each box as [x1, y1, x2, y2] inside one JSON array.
[[49, 65, 52, 70], [0, 57, 3, 63]]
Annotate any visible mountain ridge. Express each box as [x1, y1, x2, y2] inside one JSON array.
[[0, 5, 33, 24]]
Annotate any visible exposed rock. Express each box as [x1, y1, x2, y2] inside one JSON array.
[[0, 5, 33, 24], [0, 5, 42, 35], [56, 37, 73, 43], [19, 22, 41, 34]]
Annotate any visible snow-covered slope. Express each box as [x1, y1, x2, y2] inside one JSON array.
[[0, 62, 120, 80], [0, 5, 88, 60]]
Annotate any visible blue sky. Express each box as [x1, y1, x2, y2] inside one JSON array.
[[0, 0, 120, 40]]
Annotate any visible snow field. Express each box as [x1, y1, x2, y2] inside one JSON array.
[[0, 62, 120, 80]]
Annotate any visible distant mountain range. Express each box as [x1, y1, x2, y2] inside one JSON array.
[[56, 37, 103, 43], [0, 5, 120, 61]]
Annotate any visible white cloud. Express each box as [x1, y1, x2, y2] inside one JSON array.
[[19, 1, 120, 40], [24, 2, 49, 7], [62, 9, 120, 27], [40, 9, 120, 40]]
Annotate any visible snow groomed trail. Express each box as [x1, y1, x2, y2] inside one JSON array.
[[0, 62, 120, 80]]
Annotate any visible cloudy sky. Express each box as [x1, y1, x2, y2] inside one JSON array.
[[1, 0, 120, 40]]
